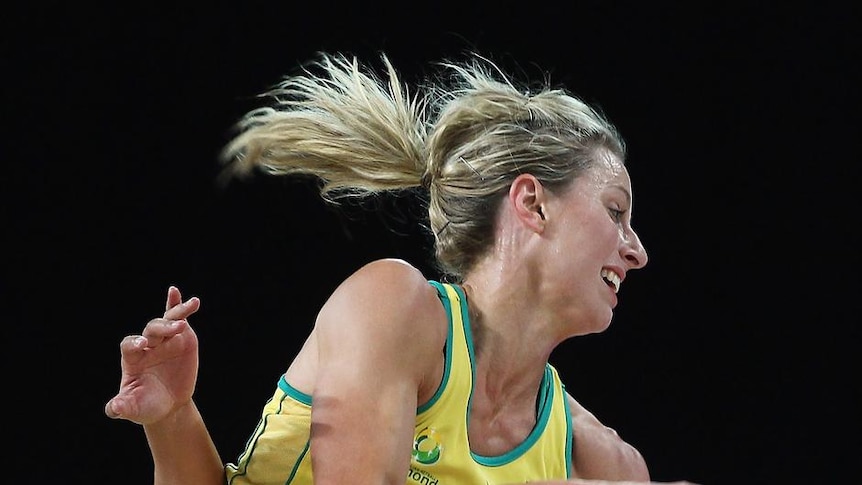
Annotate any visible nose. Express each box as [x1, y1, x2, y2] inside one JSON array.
[[622, 228, 648, 269]]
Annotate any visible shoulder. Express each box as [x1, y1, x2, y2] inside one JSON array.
[[321, 258, 439, 318], [316, 258, 447, 356], [339, 258, 430, 290], [566, 392, 650, 481]]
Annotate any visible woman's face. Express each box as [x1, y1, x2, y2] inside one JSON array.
[[540, 150, 648, 335]]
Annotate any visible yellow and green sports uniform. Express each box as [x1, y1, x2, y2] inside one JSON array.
[[225, 281, 573, 484]]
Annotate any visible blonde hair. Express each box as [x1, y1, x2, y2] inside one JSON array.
[[220, 52, 626, 279]]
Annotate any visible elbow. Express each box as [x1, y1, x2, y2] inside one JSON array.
[[620, 441, 650, 481], [601, 426, 650, 481]]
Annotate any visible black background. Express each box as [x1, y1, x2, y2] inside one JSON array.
[[5, 2, 858, 484]]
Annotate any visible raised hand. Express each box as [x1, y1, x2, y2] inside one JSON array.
[[105, 286, 201, 425]]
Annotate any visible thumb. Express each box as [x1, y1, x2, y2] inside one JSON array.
[[104, 397, 124, 419]]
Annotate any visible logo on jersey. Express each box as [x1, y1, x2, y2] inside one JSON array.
[[412, 426, 442, 465]]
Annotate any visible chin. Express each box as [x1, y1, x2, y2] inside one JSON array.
[[563, 308, 614, 336], [592, 314, 614, 334], [594, 321, 613, 334]]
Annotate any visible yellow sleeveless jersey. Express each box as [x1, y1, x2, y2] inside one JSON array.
[[225, 281, 572, 484]]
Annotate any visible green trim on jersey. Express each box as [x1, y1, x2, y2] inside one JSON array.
[[224, 280, 573, 484]]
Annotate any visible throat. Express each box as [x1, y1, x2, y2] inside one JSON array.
[[467, 388, 539, 456]]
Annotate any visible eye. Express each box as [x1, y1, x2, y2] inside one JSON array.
[[609, 207, 626, 222]]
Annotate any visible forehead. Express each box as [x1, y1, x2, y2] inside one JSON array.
[[583, 150, 632, 194]]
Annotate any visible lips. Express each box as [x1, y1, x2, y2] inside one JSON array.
[[601, 268, 621, 293]]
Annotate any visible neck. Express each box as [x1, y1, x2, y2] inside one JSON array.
[[461, 266, 559, 408]]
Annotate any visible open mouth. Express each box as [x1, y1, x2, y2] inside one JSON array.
[[601, 268, 621, 294]]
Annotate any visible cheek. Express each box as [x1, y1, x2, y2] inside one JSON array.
[[575, 214, 618, 250], [580, 221, 622, 262], [549, 208, 617, 264]]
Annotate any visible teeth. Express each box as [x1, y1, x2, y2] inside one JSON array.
[[601, 269, 621, 294]]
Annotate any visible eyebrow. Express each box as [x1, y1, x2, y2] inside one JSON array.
[[610, 184, 632, 205]]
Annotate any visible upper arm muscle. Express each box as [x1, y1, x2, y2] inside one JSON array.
[[310, 259, 445, 484], [567, 393, 650, 481]]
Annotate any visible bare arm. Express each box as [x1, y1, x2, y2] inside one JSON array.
[[566, 392, 650, 481], [308, 259, 447, 484], [515, 394, 696, 484], [105, 286, 224, 485], [142, 400, 224, 485]]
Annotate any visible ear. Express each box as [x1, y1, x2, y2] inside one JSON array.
[[508, 174, 547, 233]]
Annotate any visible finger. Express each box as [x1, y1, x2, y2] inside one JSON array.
[[118, 334, 150, 363], [164, 296, 200, 320], [104, 397, 124, 419], [165, 285, 182, 312], [119, 334, 147, 351], [138, 318, 189, 346], [141, 317, 188, 337]]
